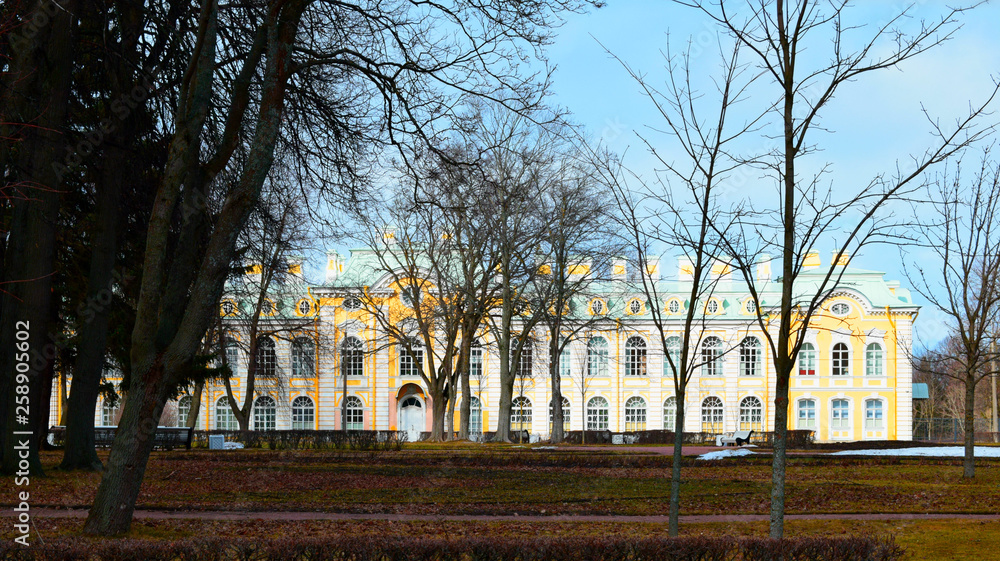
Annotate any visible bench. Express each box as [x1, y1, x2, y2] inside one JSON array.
[[49, 425, 194, 450], [716, 429, 754, 447]]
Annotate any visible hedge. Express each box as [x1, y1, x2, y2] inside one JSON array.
[[192, 430, 405, 451], [0, 534, 904, 560]]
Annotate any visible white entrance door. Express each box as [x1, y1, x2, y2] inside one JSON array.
[[399, 397, 423, 442]]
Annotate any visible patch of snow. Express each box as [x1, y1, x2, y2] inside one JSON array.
[[696, 448, 757, 460], [829, 446, 1000, 457], [223, 441, 244, 450]]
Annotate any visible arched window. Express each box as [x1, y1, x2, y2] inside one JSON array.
[[549, 397, 570, 432], [832, 399, 850, 429], [832, 343, 850, 376], [663, 396, 677, 432], [511, 396, 532, 431], [469, 396, 483, 435], [399, 340, 423, 377], [344, 395, 364, 430], [255, 336, 276, 378], [215, 396, 238, 430], [797, 399, 816, 429], [586, 396, 609, 430], [587, 337, 608, 377], [663, 336, 682, 376], [225, 342, 240, 377], [254, 395, 277, 431], [341, 336, 364, 377], [701, 336, 723, 377], [624, 396, 647, 431], [101, 399, 120, 426], [739, 337, 761, 376], [625, 336, 647, 376], [701, 396, 724, 433], [176, 395, 192, 428], [470, 341, 483, 379], [292, 337, 315, 377], [559, 340, 572, 379], [515, 342, 533, 378], [291, 396, 315, 430], [739, 396, 763, 431], [865, 343, 884, 376], [798, 343, 817, 376], [865, 399, 884, 429]]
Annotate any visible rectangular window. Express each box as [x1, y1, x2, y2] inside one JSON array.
[[470, 347, 483, 378], [832, 399, 850, 430], [865, 400, 883, 430], [400, 346, 423, 377], [797, 400, 816, 429]]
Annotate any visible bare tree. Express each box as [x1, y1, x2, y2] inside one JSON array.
[[905, 151, 1000, 477], [669, 0, 998, 538]]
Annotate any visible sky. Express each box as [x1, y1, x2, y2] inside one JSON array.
[[541, 1, 1000, 350]]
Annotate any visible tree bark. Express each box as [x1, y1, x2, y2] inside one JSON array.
[[668, 390, 685, 536], [963, 373, 977, 478]]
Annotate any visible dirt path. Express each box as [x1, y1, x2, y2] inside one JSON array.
[[22, 508, 1000, 524]]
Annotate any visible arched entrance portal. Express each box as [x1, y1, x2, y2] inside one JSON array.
[[396, 383, 426, 442]]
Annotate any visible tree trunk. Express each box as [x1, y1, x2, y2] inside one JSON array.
[[963, 373, 976, 478], [668, 390, 685, 536], [187, 382, 204, 429], [495, 371, 514, 442], [430, 387, 447, 441], [769, 370, 791, 538]]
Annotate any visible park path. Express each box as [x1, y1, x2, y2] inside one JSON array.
[[23, 508, 1000, 524]]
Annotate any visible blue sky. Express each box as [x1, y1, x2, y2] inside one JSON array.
[[543, 1, 1000, 349]]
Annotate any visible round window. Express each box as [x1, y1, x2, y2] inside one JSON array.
[[629, 299, 642, 314], [221, 300, 235, 315], [831, 302, 850, 316], [590, 299, 604, 315], [745, 299, 756, 313], [668, 299, 680, 313], [343, 296, 362, 311], [707, 300, 719, 314], [261, 299, 276, 315], [297, 299, 312, 315]]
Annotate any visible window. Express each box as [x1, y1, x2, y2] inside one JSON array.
[[292, 337, 315, 377], [470, 342, 483, 378], [587, 337, 609, 377], [470, 397, 483, 435], [296, 299, 312, 315], [344, 396, 364, 430], [625, 336, 647, 376], [343, 296, 362, 311], [624, 396, 647, 431], [291, 396, 315, 430], [559, 343, 572, 379], [668, 299, 680, 313], [798, 399, 816, 429], [739, 396, 763, 431], [341, 336, 364, 377], [865, 343, 884, 376], [628, 298, 642, 314], [215, 396, 238, 430], [587, 396, 609, 430], [831, 302, 850, 316], [865, 399, 884, 430], [549, 397, 570, 432], [400, 285, 420, 307], [663, 397, 677, 432], [261, 299, 276, 315], [745, 299, 756, 314], [663, 336, 682, 376], [254, 395, 277, 431], [590, 299, 604, 315], [706, 299, 719, 314], [739, 337, 761, 376], [255, 336, 276, 378], [701, 336, 723, 377], [101, 399, 120, 426], [701, 396, 724, 433], [221, 300, 236, 316], [511, 396, 532, 431], [515, 342, 533, 378], [225, 342, 240, 377], [399, 341, 423, 377], [798, 343, 817, 376], [832, 399, 850, 430], [177, 395, 192, 427], [832, 343, 850, 376]]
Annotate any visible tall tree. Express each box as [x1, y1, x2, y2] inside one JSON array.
[[675, 0, 998, 537], [905, 151, 1000, 478]]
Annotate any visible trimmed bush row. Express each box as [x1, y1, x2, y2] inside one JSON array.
[[192, 430, 405, 451], [0, 534, 904, 560]]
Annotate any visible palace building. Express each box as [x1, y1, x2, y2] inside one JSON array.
[[57, 248, 919, 443]]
